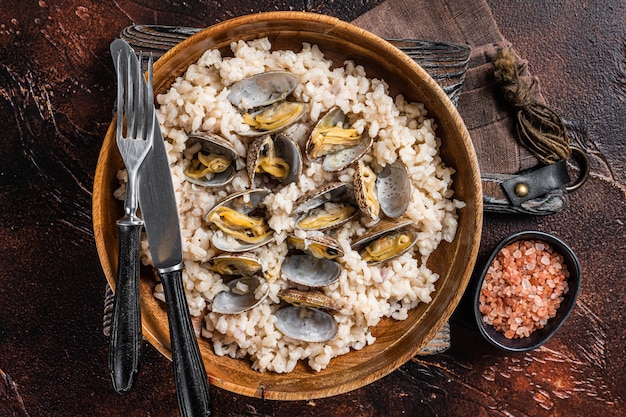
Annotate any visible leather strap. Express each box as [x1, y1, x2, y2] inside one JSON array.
[[502, 160, 570, 206]]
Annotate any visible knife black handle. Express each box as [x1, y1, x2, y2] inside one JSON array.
[[109, 221, 143, 393], [160, 268, 212, 417]]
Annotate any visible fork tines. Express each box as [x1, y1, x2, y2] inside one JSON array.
[[116, 50, 155, 144]]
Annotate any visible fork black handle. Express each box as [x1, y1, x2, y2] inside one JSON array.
[[160, 267, 212, 417], [109, 221, 143, 393]]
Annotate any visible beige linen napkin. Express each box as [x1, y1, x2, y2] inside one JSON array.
[[354, 0, 567, 214]]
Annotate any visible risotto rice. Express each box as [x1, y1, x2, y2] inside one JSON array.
[[119, 38, 465, 373]]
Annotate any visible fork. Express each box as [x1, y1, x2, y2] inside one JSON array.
[[109, 40, 154, 394]]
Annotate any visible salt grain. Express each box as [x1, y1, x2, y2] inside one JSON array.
[[478, 239, 569, 339]]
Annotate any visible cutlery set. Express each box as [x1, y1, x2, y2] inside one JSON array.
[[108, 38, 211, 417]]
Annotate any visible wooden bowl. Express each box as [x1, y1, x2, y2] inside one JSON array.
[[93, 11, 482, 400]]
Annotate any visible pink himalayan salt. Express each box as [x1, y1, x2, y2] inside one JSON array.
[[478, 239, 570, 339]]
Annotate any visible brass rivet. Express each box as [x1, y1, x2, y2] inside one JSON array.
[[515, 182, 529, 197]]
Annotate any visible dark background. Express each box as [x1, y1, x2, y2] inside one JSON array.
[[1, 1, 624, 416]]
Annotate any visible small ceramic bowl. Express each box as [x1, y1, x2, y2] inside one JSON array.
[[473, 230, 581, 352]]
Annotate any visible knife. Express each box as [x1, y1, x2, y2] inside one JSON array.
[[137, 62, 212, 416]]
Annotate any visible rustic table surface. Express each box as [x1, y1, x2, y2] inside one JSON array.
[[1, 1, 624, 416]]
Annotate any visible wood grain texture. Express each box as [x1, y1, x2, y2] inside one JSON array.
[[1, 0, 625, 416]]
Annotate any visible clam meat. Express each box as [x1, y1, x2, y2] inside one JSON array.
[[360, 231, 414, 263], [206, 189, 275, 252], [293, 182, 359, 231], [247, 133, 302, 186], [208, 207, 271, 244], [306, 107, 373, 172], [183, 134, 238, 187], [212, 276, 269, 315], [354, 160, 380, 222], [351, 219, 418, 265], [297, 203, 358, 231], [208, 252, 266, 277], [287, 235, 343, 260], [240, 101, 307, 136]]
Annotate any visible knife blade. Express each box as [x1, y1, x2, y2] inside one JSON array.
[[138, 71, 212, 416]]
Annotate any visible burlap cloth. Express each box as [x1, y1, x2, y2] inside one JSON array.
[[353, 0, 555, 212]]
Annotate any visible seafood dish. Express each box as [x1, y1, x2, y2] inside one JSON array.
[[116, 38, 465, 372]]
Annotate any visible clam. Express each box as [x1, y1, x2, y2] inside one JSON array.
[[278, 288, 339, 311], [227, 71, 306, 137], [183, 134, 238, 187], [208, 252, 266, 277], [306, 107, 373, 171], [281, 254, 341, 287], [246, 133, 302, 186], [212, 276, 269, 315], [206, 189, 275, 252], [293, 182, 359, 231], [354, 160, 412, 221], [274, 306, 338, 342], [228, 71, 299, 110], [287, 235, 343, 259], [376, 161, 412, 218], [239, 101, 307, 137], [354, 160, 380, 222], [351, 219, 418, 265]]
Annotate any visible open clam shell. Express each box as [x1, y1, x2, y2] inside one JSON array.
[[246, 133, 302, 186], [376, 161, 412, 218], [208, 252, 267, 277], [212, 276, 269, 315], [293, 182, 359, 231], [274, 306, 338, 342], [206, 189, 275, 252], [183, 133, 238, 187], [354, 160, 381, 223], [227, 71, 306, 137], [227, 71, 299, 110], [287, 235, 344, 259], [354, 160, 412, 222], [306, 107, 373, 172], [237, 101, 307, 137], [321, 132, 373, 172], [281, 254, 342, 287], [351, 219, 418, 265], [211, 232, 274, 252]]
